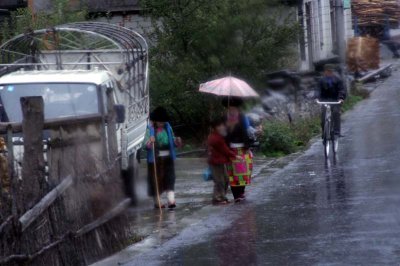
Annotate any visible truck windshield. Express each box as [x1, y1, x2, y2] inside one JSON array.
[[0, 83, 99, 123]]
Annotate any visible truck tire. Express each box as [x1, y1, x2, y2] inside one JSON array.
[[121, 153, 138, 204]]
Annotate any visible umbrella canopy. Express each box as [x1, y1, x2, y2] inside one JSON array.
[[199, 76, 259, 98]]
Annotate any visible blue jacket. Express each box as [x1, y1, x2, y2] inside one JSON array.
[[145, 122, 176, 163]]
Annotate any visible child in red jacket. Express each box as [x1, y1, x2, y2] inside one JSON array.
[[208, 118, 242, 205]]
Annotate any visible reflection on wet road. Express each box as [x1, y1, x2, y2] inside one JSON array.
[[121, 75, 400, 265]]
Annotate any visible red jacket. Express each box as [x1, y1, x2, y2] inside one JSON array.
[[207, 132, 236, 165]]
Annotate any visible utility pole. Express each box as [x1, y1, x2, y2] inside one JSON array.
[[27, 0, 34, 12], [335, 0, 346, 64], [28, 0, 35, 23], [335, 0, 348, 89]]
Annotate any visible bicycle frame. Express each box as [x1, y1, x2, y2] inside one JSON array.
[[317, 101, 341, 125], [317, 100, 341, 158]]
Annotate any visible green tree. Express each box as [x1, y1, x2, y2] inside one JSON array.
[[141, 0, 300, 139], [1, 0, 87, 41]]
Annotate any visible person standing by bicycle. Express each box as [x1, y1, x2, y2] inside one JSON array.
[[317, 64, 347, 137]]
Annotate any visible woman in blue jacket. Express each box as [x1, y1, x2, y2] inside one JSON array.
[[144, 107, 181, 209]]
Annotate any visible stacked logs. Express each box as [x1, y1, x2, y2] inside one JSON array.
[[352, 0, 400, 28], [347, 37, 380, 73]]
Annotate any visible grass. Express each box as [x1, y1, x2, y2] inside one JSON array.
[[123, 235, 146, 246], [260, 117, 320, 157], [342, 94, 363, 112], [342, 81, 369, 112]]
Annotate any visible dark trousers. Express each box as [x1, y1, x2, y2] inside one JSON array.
[[321, 105, 341, 135], [147, 156, 176, 197], [210, 164, 229, 201], [231, 186, 245, 199]]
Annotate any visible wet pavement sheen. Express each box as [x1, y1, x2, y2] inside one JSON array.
[[116, 74, 400, 266]]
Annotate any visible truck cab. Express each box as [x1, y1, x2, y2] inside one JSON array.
[[0, 69, 147, 185]]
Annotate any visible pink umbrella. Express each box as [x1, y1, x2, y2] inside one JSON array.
[[199, 76, 259, 98]]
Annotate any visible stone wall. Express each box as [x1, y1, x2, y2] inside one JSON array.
[[28, 0, 141, 13], [0, 0, 25, 9], [95, 14, 152, 37], [248, 71, 321, 126], [83, 0, 140, 12]]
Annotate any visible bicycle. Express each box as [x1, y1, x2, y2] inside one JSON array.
[[317, 100, 342, 159]]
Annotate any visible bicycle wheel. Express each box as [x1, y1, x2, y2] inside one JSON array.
[[323, 121, 331, 158]]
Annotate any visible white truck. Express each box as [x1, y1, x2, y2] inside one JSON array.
[[0, 22, 149, 198]]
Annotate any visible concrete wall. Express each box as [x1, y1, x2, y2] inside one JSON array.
[[83, 0, 140, 12], [319, 0, 334, 59], [31, 0, 52, 13], [95, 14, 152, 38], [344, 8, 353, 40]]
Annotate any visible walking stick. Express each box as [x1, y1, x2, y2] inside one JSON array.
[[152, 142, 162, 212]]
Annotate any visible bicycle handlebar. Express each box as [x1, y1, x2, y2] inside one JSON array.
[[316, 100, 342, 105]]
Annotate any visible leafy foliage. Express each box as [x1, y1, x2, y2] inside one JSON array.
[[261, 121, 297, 156], [292, 117, 321, 146], [260, 117, 320, 157], [342, 94, 363, 112], [342, 82, 369, 112], [141, 0, 300, 139], [1, 0, 87, 41]]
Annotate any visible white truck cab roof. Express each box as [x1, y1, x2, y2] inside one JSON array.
[[0, 69, 112, 85]]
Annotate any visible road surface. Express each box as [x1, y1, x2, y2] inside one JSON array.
[[95, 71, 400, 266]]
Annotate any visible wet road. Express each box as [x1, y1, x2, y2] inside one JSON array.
[[120, 74, 400, 265]]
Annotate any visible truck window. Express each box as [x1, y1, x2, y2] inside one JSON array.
[[0, 83, 99, 123]]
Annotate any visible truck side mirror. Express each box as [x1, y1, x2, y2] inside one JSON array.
[[114, 104, 126, 123]]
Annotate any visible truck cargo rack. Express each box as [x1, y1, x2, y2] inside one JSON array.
[[0, 22, 149, 95]]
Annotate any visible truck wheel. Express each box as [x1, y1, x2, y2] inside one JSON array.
[[121, 153, 138, 204]]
